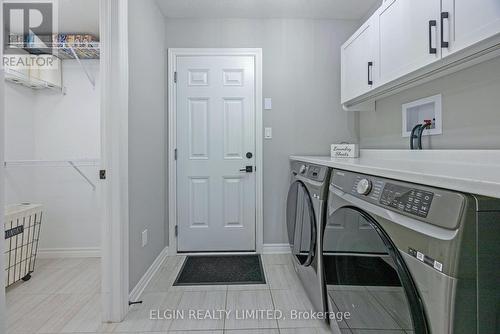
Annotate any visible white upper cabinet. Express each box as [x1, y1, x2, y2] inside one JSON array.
[[341, 15, 379, 104], [378, 0, 441, 84], [340, 0, 500, 108], [441, 0, 500, 57]]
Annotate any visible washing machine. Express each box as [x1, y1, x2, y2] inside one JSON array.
[[323, 169, 500, 334], [286, 160, 331, 315]]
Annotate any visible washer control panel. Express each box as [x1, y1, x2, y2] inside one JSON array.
[[331, 169, 466, 230], [356, 178, 372, 195], [352, 176, 384, 202], [379, 184, 434, 218]]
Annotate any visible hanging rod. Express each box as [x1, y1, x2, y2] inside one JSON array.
[[3, 159, 99, 191], [4, 159, 99, 167]]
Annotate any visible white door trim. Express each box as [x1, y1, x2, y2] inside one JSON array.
[[167, 48, 263, 256], [99, 0, 129, 322]]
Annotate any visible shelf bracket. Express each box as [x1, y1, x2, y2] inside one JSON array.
[[69, 46, 96, 88], [68, 161, 96, 191]]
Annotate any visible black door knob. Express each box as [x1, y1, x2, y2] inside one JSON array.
[[239, 166, 253, 173], [246, 152, 253, 159]]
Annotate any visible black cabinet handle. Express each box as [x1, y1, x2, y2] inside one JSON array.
[[441, 12, 449, 48], [429, 20, 437, 54], [367, 61, 373, 85]]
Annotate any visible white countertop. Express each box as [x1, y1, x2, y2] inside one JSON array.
[[290, 150, 500, 198]]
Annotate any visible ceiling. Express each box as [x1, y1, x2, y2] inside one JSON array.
[[58, 0, 99, 36], [156, 0, 381, 20]]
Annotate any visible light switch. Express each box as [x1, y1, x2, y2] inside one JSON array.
[[264, 127, 272, 139], [264, 98, 272, 110]]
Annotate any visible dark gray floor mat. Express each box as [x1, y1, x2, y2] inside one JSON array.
[[174, 255, 266, 285]]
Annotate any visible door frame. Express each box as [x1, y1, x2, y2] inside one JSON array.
[[99, 0, 130, 322], [167, 48, 263, 256]]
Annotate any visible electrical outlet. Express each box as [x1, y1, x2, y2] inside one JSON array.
[[142, 229, 148, 247]]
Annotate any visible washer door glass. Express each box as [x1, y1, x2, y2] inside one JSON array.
[[286, 180, 316, 266], [323, 206, 428, 334]]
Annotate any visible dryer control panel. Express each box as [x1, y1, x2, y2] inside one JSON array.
[[307, 165, 326, 181], [291, 161, 328, 182]]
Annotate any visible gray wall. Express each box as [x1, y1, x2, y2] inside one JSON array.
[[165, 18, 359, 244], [128, 0, 166, 290], [360, 56, 500, 149]]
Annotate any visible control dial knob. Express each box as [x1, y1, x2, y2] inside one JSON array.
[[299, 165, 307, 174], [356, 178, 372, 195]]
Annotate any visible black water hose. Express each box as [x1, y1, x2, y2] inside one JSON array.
[[417, 123, 431, 150], [410, 124, 423, 150]]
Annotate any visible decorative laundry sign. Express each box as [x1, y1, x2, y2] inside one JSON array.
[[5, 225, 24, 239], [331, 144, 359, 158]]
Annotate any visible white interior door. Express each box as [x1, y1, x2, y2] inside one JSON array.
[[176, 55, 256, 252]]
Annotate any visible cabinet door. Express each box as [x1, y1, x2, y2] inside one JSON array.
[[341, 15, 378, 104], [441, 0, 500, 57], [378, 0, 441, 85]]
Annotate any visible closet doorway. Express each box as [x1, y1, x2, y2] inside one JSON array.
[[0, 0, 129, 330]]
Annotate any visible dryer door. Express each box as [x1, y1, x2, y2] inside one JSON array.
[[323, 205, 429, 334], [286, 180, 317, 266]]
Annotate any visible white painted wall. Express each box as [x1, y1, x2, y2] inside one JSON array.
[[33, 61, 101, 161], [164, 18, 360, 244], [128, 0, 167, 291], [4, 60, 101, 253], [4, 85, 35, 160]]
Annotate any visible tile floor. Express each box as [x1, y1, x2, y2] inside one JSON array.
[[5, 258, 101, 334], [5, 254, 411, 333]]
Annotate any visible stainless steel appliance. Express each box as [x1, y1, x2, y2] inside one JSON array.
[[286, 160, 331, 314], [323, 169, 500, 334]]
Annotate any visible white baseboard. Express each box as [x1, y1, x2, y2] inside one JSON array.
[[129, 246, 169, 302], [37, 247, 101, 258], [262, 243, 291, 254]]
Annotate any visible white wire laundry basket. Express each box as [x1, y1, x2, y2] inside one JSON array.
[[4, 204, 43, 287]]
